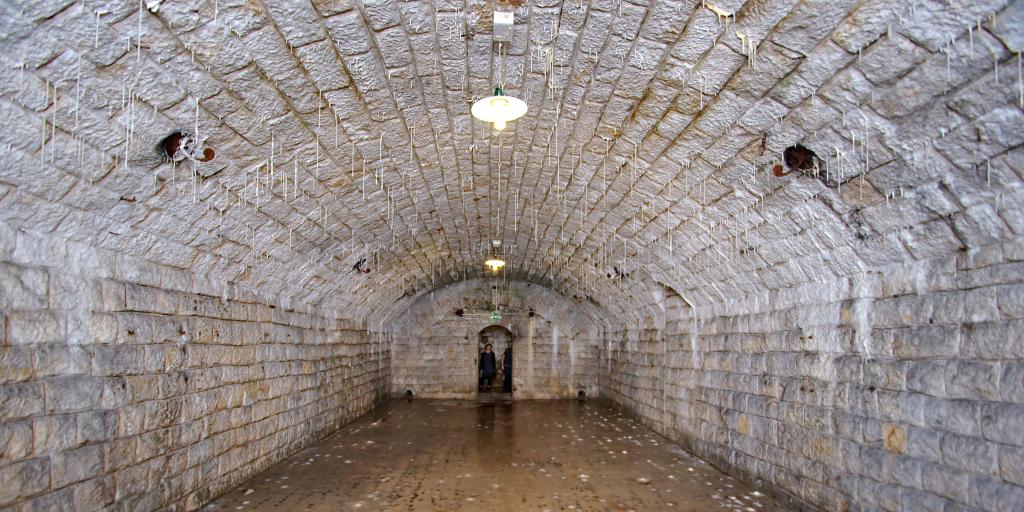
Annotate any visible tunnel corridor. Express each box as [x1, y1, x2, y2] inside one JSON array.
[[0, 0, 1023, 511]]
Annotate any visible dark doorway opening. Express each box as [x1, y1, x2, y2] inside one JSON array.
[[478, 325, 513, 402]]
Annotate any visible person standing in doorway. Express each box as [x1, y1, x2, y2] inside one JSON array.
[[479, 343, 497, 392], [500, 345, 513, 393]]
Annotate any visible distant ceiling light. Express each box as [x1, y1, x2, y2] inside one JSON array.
[[472, 87, 527, 131], [485, 258, 506, 272]]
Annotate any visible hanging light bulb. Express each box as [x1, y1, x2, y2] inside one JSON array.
[[485, 240, 505, 273], [472, 87, 526, 131]]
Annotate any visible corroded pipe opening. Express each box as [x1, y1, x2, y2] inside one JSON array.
[[783, 144, 816, 171]]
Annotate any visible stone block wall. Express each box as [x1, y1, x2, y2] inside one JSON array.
[[600, 238, 1024, 511], [389, 279, 601, 400], [0, 222, 388, 511], [392, 312, 600, 400]]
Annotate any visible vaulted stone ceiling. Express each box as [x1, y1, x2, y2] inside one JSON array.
[[0, 0, 1020, 324]]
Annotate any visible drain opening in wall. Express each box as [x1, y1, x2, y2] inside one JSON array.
[[404, 389, 414, 401], [577, 390, 586, 401], [157, 130, 215, 163], [783, 144, 816, 171], [773, 144, 818, 177]]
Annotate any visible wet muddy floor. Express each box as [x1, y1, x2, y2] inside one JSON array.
[[206, 399, 790, 511]]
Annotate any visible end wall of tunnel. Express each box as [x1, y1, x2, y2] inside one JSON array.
[[389, 279, 602, 400]]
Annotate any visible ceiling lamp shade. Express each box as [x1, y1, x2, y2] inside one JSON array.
[[471, 87, 527, 130], [485, 258, 506, 272]]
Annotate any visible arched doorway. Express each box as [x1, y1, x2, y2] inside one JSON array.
[[478, 325, 512, 399]]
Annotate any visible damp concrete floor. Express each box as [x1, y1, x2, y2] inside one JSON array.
[[206, 399, 790, 512]]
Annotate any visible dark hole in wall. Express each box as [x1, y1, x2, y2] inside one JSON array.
[[158, 131, 215, 162], [455, 308, 464, 317], [353, 258, 371, 273], [783, 144, 816, 171], [158, 131, 187, 161]]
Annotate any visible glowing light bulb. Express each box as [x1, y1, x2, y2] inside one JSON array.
[[494, 119, 506, 130], [485, 258, 506, 272]]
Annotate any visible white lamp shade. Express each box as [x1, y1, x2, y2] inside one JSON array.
[[471, 93, 527, 129]]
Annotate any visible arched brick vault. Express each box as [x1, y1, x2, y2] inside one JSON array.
[[388, 278, 608, 332], [1, 1, 1023, 511], [0, 0, 1021, 325]]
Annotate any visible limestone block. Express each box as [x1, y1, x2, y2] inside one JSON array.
[[923, 398, 981, 437], [103, 437, 137, 473], [0, 263, 47, 309], [125, 284, 177, 316], [113, 462, 149, 502], [968, 473, 1024, 512], [941, 431, 997, 475], [1001, 362, 1024, 404], [891, 325, 959, 359], [966, 318, 1023, 358], [243, 26, 298, 81], [6, 310, 64, 345], [0, 382, 44, 420], [0, 346, 32, 383], [920, 461, 969, 503], [0, 419, 32, 463], [964, 265, 1024, 299], [50, 444, 103, 488], [125, 375, 163, 403], [12, 231, 66, 269], [864, 360, 907, 391], [360, 0, 401, 31], [32, 414, 77, 455], [296, 40, 351, 92], [90, 345, 146, 377], [325, 11, 371, 56], [69, 476, 115, 511], [995, 283, 1024, 319], [111, 254, 158, 286], [44, 376, 103, 414], [32, 344, 89, 379], [77, 410, 116, 446], [945, 361, 999, 401], [906, 360, 948, 397], [1000, 444, 1024, 487], [143, 398, 184, 432], [980, 403, 1024, 447], [98, 377, 129, 410], [0, 457, 49, 507]]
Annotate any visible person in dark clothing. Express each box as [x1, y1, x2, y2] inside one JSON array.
[[479, 343, 497, 391], [500, 346, 513, 393]]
